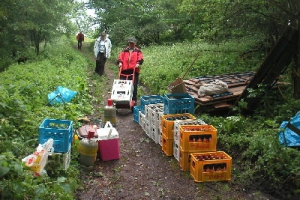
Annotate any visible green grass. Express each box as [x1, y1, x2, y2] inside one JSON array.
[[139, 40, 263, 95]]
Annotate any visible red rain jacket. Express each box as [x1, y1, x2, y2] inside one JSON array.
[[118, 46, 144, 74], [76, 33, 84, 41]]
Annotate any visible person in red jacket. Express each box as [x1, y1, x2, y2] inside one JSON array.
[[117, 37, 144, 102], [76, 31, 84, 50]]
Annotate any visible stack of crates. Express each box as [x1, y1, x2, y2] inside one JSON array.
[[179, 124, 217, 171], [133, 93, 232, 183], [145, 103, 164, 144], [160, 93, 196, 156], [173, 119, 206, 162], [38, 119, 73, 170], [137, 95, 164, 138], [110, 79, 134, 103], [161, 113, 197, 156]]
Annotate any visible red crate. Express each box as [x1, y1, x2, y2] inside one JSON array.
[[180, 124, 217, 152], [161, 113, 196, 139], [162, 135, 173, 156], [190, 151, 232, 182]]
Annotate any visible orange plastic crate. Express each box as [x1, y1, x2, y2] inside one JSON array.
[[162, 135, 173, 156], [179, 147, 192, 171], [190, 151, 232, 182], [173, 141, 180, 162], [180, 124, 217, 152], [161, 113, 196, 139]]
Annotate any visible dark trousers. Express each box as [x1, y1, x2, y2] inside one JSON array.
[[120, 69, 139, 101], [78, 40, 82, 49], [96, 53, 107, 75]]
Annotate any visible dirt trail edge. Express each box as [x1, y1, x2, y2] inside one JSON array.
[[74, 43, 277, 200]]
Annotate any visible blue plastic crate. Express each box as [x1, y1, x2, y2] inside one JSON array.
[[163, 93, 195, 114], [133, 105, 141, 123], [38, 119, 73, 153], [140, 95, 164, 114]]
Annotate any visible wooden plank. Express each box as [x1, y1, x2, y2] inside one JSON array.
[[214, 103, 232, 109], [183, 71, 255, 112]]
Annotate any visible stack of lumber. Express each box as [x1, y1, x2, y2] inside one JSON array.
[[184, 72, 255, 111]]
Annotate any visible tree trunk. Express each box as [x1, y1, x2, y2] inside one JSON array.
[[293, 5, 300, 99]]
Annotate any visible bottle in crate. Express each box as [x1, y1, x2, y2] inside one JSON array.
[[180, 124, 217, 152]]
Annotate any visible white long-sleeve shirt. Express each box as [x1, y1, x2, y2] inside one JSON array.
[[93, 37, 112, 58]]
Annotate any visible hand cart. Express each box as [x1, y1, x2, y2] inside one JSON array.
[[110, 67, 136, 112]]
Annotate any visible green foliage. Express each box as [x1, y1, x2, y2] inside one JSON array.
[[0, 0, 75, 66], [199, 112, 300, 198], [140, 40, 261, 95], [0, 37, 91, 199]]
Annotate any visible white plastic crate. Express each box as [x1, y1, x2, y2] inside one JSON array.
[[173, 140, 180, 162], [174, 119, 206, 144], [52, 149, 71, 170], [112, 79, 134, 90], [158, 131, 162, 146], [139, 112, 150, 137], [144, 121, 150, 138], [110, 79, 134, 102], [138, 110, 144, 126], [158, 112, 164, 133], [139, 111, 146, 131], [111, 88, 133, 101], [148, 123, 160, 144], [145, 103, 164, 130], [150, 104, 164, 126]]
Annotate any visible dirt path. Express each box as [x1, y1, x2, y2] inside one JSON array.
[[74, 42, 277, 200]]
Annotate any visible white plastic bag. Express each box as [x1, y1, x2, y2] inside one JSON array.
[[198, 79, 229, 97]]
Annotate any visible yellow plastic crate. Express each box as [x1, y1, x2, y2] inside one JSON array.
[[179, 147, 192, 171], [190, 151, 232, 182], [180, 124, 217, 152], [162, 135, 173, 156], [161, 113, 196, 139]]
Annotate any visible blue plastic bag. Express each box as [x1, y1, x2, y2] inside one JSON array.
[[278, 112, 300, 147], [48, 86, 77, 105]]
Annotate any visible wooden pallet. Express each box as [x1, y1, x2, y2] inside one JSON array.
[[184, 72, 254, 111]]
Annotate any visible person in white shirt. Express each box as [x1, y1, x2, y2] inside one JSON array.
[[93, 32, 112, 75]]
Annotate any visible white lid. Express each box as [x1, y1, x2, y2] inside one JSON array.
[[96, 127, 119, 140]]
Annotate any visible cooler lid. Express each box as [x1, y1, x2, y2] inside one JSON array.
[[97, 127, 119, 140]]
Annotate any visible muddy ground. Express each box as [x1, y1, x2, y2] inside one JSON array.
[[74, 43, 279, 200]]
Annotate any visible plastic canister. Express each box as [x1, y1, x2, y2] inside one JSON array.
[[103, 99, 117, 127], [78, 138, 98, 166]]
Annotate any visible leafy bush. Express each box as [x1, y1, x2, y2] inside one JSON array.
[[0, 38, 92, 199]]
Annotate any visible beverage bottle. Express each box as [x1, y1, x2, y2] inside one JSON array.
[[103, 99, 117, 127]]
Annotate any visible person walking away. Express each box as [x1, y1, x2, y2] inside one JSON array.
[[76, 31, 84, 50], [117, 37, 144, 103], [93, 32, 112, 76]]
